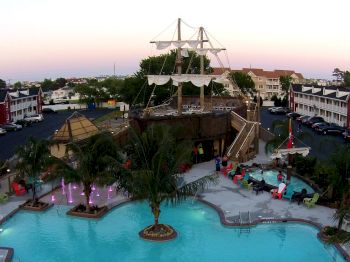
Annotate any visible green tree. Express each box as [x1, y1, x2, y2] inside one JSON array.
[[55, 78, 67, 88], [119, 50, 228, 106], [228, 72, 256, 96], [41, 79, 55, 90], [343, 71, 350, 87], [16, 138, 51, 204], [125, 124, 217, 236], [333, 68, 344, 81], [55, 133, 122, 212], [14, 81, 22, 89], [280, 75, 292, 102], [0, 79, 6, 89]]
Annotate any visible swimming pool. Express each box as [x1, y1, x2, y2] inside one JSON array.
[[249, 168, 315, 193], [0, 201, 343, 261]]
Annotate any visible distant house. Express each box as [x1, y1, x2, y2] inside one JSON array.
[[211, 67, 305, 99], [290, 84, 350, 128], [0, 88, 43, 124]]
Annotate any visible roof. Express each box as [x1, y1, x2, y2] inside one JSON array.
[[52, 112, 100, 143], [210, 67, 230, 75], [219, 68, 304, 79], [291, 84, 350, 101]]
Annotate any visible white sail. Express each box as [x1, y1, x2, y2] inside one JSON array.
[[154, 40, 200, 50], [147, 74, 226, 87]]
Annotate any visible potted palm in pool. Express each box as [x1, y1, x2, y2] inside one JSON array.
[[55, 133, 123, 218], [16, 138, 53, 211], [125, 124, 217, 241]]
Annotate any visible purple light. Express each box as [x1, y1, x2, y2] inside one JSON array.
[[72, 184, 77, 190], [108, 186, 113, 192], [51, 195, 56, 202], [68, 183, 73, 204], [89, 192, 93, 204], [92, 184, 96, 191], [96, 192, 100, 197], [61, 178, 65, 195], [80, 192, 85, 196]]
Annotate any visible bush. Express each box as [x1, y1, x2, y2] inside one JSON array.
[[295, 155, 317, 178]]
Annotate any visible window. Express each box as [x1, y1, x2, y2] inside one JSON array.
[[33, 97, 36, 101]]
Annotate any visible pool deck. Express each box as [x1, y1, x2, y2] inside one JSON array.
[[1, 147, 350, 260]]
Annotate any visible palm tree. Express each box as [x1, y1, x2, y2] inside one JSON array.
[[125, 124, 217, 238], [16, 138, 51, 204], [56, 133, 122, 213]]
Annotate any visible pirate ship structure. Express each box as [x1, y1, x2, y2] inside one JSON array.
[[129, 18, 262, 162]]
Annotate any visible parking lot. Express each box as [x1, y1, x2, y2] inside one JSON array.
[[260, 107, 347, 160], [0, 109, 112, 161]]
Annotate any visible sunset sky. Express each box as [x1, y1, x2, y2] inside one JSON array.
[[1, 0, 350, 81]]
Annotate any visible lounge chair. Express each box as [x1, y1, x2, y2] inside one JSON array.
[[303, 193, 319, 208], [282, 184, 294, 201], [11, 182, 26, 196], [241, 180, 252, 190], [271, 183, 287, 199], [0, 193, 8, 204], [253, 180, 265, 195]]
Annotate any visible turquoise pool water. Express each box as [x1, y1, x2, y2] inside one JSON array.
[[249, 169, 315, 193], [0, 201, 343, 262]]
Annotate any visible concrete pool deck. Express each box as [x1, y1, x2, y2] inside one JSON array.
[[1, 156, 350, 259]]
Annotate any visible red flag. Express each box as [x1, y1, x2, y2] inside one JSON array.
[[287, 118, 293, 149]]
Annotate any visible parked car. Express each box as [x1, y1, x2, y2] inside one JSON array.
[[343, 130, 350, 141], [316, 123, 346, 135], [271, 107, 289, 114], [286, 112, 301, 119], [311, 122, 329, 130], [304, 116, 325, 127], [0, 123, 22, 131], [268, 107, 280, 112], [24, 114, 44, 123], [296, 115, 309, 123], [0, 128, 6, 135], [42, 108, 57, 114], [15, 119, 32, 127]]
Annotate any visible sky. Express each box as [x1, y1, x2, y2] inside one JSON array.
[[1, 0, 350, 82]]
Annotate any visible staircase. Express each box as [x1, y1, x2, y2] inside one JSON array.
[[226, 112, 259, 162]]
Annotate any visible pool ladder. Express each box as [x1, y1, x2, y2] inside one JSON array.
[[239, 211, 251, 234]]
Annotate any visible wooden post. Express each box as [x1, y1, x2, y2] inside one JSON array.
[[176, 18, 183, 115], [199, 27, 205, 110], [287, 165, 292, 181]]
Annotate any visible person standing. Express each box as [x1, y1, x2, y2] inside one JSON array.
[[215, 155, 221, 172], [198, 143, 204, 162]]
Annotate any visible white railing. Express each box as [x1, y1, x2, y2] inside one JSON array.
[[235, 123, 256, 159]]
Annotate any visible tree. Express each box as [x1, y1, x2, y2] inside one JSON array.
[[0, 79, 6, 89], [332, 68, 344, 81], [55, 133, 122, 213], [343, 71, 350, 87], [118, 50, 229, 106], [41, 79, 55, 90], [280, 75, 292, 102], [228, 72, 256, 97], [16, 138, 51, 204], [55, 78, 67, 88], [14, 81, 22, 89], [125, 124, 217, 239]]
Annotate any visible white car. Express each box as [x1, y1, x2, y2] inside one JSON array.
[[24, 114, 44, 123], [0, 128, 6, 135]]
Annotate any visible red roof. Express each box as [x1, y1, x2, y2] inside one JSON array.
[[212, 67, 304, 79]]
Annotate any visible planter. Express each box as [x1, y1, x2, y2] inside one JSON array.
[[66, 205, 109, 219], [19, 199, 52, 212], [139, 224, 177, 241]]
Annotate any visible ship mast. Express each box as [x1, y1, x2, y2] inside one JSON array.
[[199, 26, 205, 110], [176, 18, 183, 115]]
